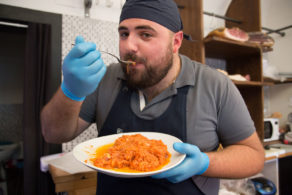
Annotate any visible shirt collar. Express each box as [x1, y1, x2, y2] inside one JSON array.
[[174, 54, 196, 88]]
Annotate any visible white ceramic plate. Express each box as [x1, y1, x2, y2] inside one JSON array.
[[73, 132, 186, 178]]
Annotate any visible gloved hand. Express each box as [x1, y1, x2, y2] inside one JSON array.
[[152, 142, 209, 183], [61, 36, 107, 101]]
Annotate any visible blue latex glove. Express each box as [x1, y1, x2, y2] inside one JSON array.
[[152, 142, 209, 183], [61, 36, 107, 101]]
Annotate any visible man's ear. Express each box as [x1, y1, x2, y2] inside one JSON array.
[[173, 31, 183, 53]]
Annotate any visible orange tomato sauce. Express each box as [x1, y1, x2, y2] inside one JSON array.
[[89, 134, 171, 173], [126, 61, 136, 74]]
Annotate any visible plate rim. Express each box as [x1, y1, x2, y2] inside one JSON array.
[[73, 132, 186, 177]]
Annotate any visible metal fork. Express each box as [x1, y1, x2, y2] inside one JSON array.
[[71, 44, 135, 65], [100, 51, 136, 65]]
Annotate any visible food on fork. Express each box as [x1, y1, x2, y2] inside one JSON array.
[[126, 61, 136, 74]]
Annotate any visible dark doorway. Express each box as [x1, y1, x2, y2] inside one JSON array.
[[0, 4, 62, 195], [0, 22, 26, 195]]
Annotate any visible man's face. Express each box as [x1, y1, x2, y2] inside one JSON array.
[[118, 18, 174, 89]]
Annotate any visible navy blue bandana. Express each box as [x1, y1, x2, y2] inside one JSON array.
[[119, 0, 183, 33]]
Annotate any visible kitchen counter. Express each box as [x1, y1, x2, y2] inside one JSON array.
[[49, 164, 97, 195], [263, 143, 292, 194], [265, 143, 292, 160], [45, 152, 97, 195]]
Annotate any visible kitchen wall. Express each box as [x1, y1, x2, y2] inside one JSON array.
[[268, 84, 292, 129], [262, 0, 292, 74], [261, 0, 292, 128], [0, 0, 123, 23], [0, 0, 291, 128]]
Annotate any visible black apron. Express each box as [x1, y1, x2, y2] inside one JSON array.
[[97, 82, 204, 195]]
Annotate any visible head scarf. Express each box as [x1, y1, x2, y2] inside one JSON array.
[[119, 0, 183, 33]]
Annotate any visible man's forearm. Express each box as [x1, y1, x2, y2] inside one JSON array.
[[41, 87, 83, 143], [203, 132, 265, 178]]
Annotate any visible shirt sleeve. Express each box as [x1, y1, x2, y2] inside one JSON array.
[[79, 90, 97, 123], [217, 79, 256, 146]]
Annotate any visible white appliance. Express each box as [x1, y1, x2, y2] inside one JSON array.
[[264, 118, 280, 142]]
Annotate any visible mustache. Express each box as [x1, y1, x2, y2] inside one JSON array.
[[123, 53, 146, 64]]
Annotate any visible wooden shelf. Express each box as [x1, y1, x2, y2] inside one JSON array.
[[264, 77, 292, 85], [204, 36, 261, 59], [232, 80, 264, 86], [175, 0, 204, 63]]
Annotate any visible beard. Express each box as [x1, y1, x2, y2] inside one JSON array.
[[122, 45, 173, 89]]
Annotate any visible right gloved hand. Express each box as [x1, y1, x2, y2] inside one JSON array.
[[61, 36, 107, 101], [152, 142, 209, 183]]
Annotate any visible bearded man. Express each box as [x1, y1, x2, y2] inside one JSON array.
[[41, 0, 265, 194]]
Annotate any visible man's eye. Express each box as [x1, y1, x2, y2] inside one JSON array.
[[141, 33, 152, 38], [119, 32, 129, 38]]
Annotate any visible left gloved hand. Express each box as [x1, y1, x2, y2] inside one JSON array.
[[152, 142, 209, 183], [61, 36, 107, 101]]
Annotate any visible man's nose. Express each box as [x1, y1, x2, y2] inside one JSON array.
[[124, 34, 139, 53]]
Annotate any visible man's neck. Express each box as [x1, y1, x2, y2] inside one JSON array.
[[141, 55, 181, 102]]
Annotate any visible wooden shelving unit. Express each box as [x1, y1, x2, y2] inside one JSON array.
[[175, 0, 205, 63], [204, 36, 262, 59], [175, 0, 265, 140]]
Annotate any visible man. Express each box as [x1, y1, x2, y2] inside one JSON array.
[[41, 0, 265, 194]]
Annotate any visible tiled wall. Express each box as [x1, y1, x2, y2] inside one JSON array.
[[62, 14, 119, 66], [61, 15, 119, 152]]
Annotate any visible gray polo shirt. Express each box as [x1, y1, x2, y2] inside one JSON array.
[[80, 54, 255, 194]]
